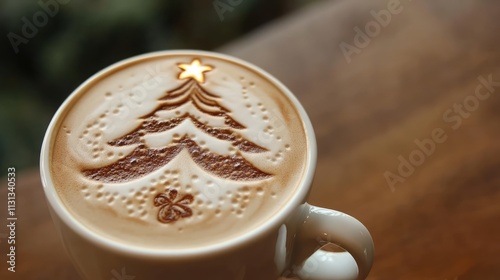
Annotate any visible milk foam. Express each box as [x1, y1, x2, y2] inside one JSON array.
[[50, 53, 308, 249]]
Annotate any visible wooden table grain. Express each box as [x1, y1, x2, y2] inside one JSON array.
[[2, 0, 500, 279]]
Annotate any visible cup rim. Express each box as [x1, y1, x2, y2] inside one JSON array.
[[40, 50, 317, 258]]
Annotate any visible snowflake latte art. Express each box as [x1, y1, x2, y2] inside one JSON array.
[[49, 52, 309, 249]]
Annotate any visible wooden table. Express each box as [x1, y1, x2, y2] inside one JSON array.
[[2, 0, 500, 279]]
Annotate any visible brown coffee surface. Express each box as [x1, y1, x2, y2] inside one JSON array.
[[50, 52, 309, 249]]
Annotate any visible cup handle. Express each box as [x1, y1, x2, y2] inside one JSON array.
[[290, 203, 374, 280]]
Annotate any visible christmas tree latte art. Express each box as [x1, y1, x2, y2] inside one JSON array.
[[49, 52, 309, 249]]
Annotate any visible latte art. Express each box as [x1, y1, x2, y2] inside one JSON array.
[[82, 68, 272, 184], [50, 52, 308, 249]]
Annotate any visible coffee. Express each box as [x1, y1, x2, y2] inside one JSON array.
[[49, 52, 309, 249]]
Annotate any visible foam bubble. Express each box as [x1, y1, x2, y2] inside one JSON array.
[[256, 187, 264, 195]]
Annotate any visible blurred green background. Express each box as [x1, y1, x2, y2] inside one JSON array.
[[0, 0, 321, 173]]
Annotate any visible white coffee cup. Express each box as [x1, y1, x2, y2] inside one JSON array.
[[40, 50, 374, 280]]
